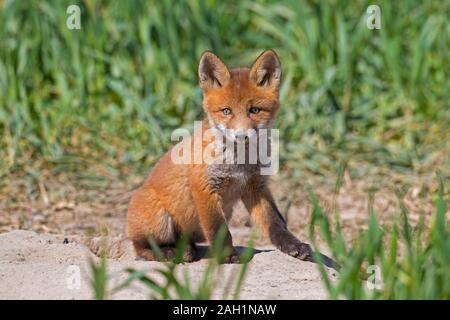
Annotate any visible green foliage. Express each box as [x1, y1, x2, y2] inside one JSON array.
[[310, 175, 450, 299], [91, 226, 253, 300], [0, 0, 449, 179], [90, 250, 108, 300]]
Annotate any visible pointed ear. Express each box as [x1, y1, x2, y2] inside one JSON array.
[[198, 51, 230, 90], [249, 49, 282, 90]]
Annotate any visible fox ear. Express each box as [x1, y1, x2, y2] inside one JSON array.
[[249, 49, 282, 90], [198, 51, 230, 90]]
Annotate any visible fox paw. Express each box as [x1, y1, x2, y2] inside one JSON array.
[[224, 250, 242, 264], [280, 240, 312, 261], [158, 246, 177, 261], [182, 243, 199, 263]]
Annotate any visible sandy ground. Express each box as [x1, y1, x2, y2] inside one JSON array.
[[0, 171, 445, 300], [0, 229, 337, 300]]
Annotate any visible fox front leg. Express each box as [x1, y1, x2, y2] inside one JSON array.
[[191, 179, 241, 264], [242, 184, 312, 261]]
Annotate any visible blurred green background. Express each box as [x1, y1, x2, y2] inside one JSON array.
[[0, 0, 449, 183]]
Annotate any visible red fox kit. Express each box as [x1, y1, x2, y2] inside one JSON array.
[[127, 50, 311, 263]]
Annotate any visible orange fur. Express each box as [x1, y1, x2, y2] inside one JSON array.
[[127, 50, 312, 263]]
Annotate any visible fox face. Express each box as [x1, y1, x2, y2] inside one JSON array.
[[198, 50, 282, 141]]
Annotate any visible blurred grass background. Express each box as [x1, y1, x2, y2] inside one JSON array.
[[0, 0, 449, 185]]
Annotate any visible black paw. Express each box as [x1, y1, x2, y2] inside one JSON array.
[[223, 250, 242, 264], [159, 246, 177, 261], [280, 240, 312, 261], [182, 243, 199, 263]]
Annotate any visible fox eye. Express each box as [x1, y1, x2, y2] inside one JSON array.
[[249, 107, 261, 114], [222, 108, 232, 115]]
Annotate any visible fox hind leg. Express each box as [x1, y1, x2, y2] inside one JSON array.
[[132, 239, 173, 261], [132, 240, 198, 262], [128, 193, 178, 261], [128, 206, 198, 262]]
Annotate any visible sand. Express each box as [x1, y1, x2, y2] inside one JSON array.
[[0, 229, 337, 300]]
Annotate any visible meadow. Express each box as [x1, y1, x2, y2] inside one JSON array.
[[0, 0, 449, 299], [1, 0, 448, 181]]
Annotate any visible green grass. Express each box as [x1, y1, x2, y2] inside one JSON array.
[[0, 0, 449, 182], [90, 250, 108, 300], [310, 173, 449, 299], [91, 227, 253, 300]]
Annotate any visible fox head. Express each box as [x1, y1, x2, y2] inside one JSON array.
[[198, 50, 281, 142]]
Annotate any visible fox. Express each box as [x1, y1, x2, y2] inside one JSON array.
[[127, 49, 312, 263]]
